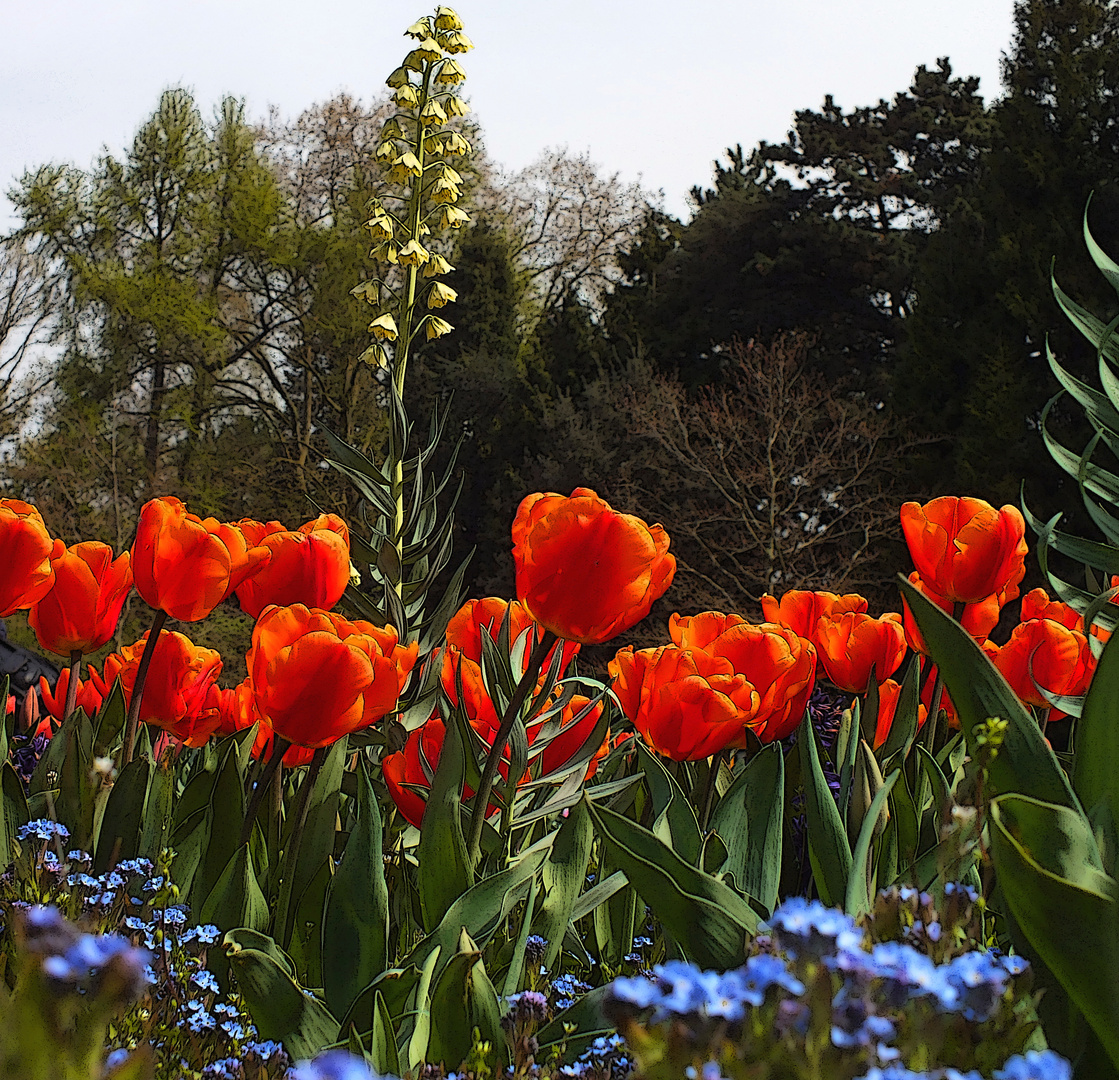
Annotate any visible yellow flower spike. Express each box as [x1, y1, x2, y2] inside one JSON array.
[[434, 6, 463, 30], [419, 99, 448, 126], [442, 132, 471, 156], [364, 213, 394, 240], [405, 18, 431, 39], [405, 38, 444, 69], [438, 30, 473, 53], [435, 59, 466, 84], [426, 282, 457, 308], [388, 152, 423, 183], [397, 239, 430, 267], [369, 313, 399, 341], [429, 177, 461, 204], [386, 66, 412, 89], [423, 254, 455, 277], [443, 96, 470, 118], [425, 316, 454, 340], [350, 280, 380, 305], [382, 117, 405, 140], [440, 205, 470, 229], [392, 84, 419, 108]]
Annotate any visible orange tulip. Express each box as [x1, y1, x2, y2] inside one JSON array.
[[1019, 587, 1082, 631], [815, 611, 907, 694], [38, 670, 104, 723], [209, 679, 315, 766], [28, 542, 133, 656], [234, 513, 351, 620], [863, 678, 928, 750], [247, 604, 418, 749], [0, 499, 65, 617], [992, 617, 1095, 714], [131, 496, 271, 621], [759, 591, 868, 648], [512, 488, 675, 644], [900, 572, 1001, 655], [900, 496, 1027, 604], [97, 630, 223, 746], [383, 716, 448, 828], [531, 693, 607, 777]]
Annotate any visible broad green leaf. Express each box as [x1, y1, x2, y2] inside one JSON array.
[[711, 744, 784, 914], [92, 680, 127, 756], [200, 844, 270, 955], [586, 798, 756, 969], [534, 798, 593, 972], [323, 758, 390, 1020], [879, 655, 921, 767], [369, 991, 402, 1077], [569, 869, 628, 923], [633, 741, 702, 867], [537, 984, 615, 1060], [899, 577, 1087, 815], [225, 940, 340, 1060], [799, 712, 852, 908], [426, 929, 506, 1070], [844, 770, 899, 918], [1074, 628, 1119, 840], [94, 756, 150, 873], [502, 876, 538, 997], [140, 756, 174, 862], [407, 945, 441, 1072], [1, 762, 29, 866], [989, 794, 1119, 1070], [417, 707, 472, 932], [337, 966, 422, 1040], [191, 744, 246, 913]]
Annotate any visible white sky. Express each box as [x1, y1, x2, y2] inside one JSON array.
[[1, 0, 1016, 230]]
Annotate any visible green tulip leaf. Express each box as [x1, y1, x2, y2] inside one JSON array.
[[537, 984, 615, 1060], [369, 990, 402, 1078], [94, 756, 151, 873], [586, 797, 756, 969], [426, 928, 506, 1071], [845, 769, 899, 918], [191, 744, 246, 913], [1, 762, 29, 867], [337, 965, 422, 1041], [633, 741, 703, 867], [799, 712, 853, 908], [533, 796, 593, 972], [1074, 627, 1119, 843]]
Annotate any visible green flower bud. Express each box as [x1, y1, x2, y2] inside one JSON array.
[[443, 96, 470, 118], [426, 281, 457, 308], [423, 253, 455, 277], [435, 58, 466, 84], [438, 29, 473, 53], [386, 66, 412, 89], [397, 239, 430, 266], [419, 99, 448, 126], [392, 84, 419, 108], [435, 6, 463, 30], [425, 315, 454, 340], [440, 205, 470, 229], [369, 313, 399, 340], [350, 280, 380, 305]]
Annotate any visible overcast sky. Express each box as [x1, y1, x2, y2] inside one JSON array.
[[1, 0, 1016, 230]]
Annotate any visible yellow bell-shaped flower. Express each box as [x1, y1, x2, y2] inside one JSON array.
[[364, 212, 394, 240], [440, 206, 470, 229], [386, 67, 411, 89], [397, 239, 431, 267], [435, 6, 463, 30], [388, 152, 423, 183], [369, 313, 399, 341], [443, 96, 470, 118], [423, 254, 455, 277], [419, 99, 448, 126], [392, 84, 419, 109], [436, 59, 466, 85], [425, 316, 454, 340], [442, 132, 471, 156], [426, 282, 458, 308], [350, 280, 380, 305], [405, 18, 432, 39], [438, 30, 473, 53], [429, 177, 460, 204]]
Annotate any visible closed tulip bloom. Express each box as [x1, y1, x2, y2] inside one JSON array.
[[992, 617, 1095, 713], [248, 604, 418, 749], [383, 716, 446, 828], [512, 488, 676, 644], [0, 499, 65, 617], [101, 630, 223, 746], [900, 496, 1027, 604], [234, 513, 351, 620], [759, 591, 868, 648], [1019, 587, 1083, 631], [28, 542, 133, 655], [815, 611, 907, 694], [862, 679, 928, 750], [609, 644, 760, 761], [131, 497, 271, 621], [900, 572, 1001, 655], [38, 670, 104, 723]]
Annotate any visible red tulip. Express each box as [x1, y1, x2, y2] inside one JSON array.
[[900, 496, 1027, 604], [28, 542, 133, 656], [512, 488, 675, 644], [815, 611, 907, 694], [0, 499, 65, 617], [38, 670, 105, 723], [863, 678, 928, 750], [1019, 587, 1082, 631], [234, 514, 351, 620], [759, 591, 868, 648], [131, 496, 271, 621], [992, 617, 1095, 714], [247, 604, 417, 749], [900, 572, 1001, 655], [209, 679, 314, 766]]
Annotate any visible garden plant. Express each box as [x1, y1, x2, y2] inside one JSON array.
[[3, 8, 1119, 1080]]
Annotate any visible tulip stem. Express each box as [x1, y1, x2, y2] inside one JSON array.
[[699, 750, 727, 832], [467, 630, 557, 866], [239, 735, 291, 848], [63, 650, 81, 721], [121, 609, 167, 767]]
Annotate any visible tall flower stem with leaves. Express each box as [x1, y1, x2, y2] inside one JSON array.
[[353, 7, 473, 600]]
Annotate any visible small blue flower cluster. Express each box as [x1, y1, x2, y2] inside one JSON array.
[[288, 1049, 387, 1080], [857, 1051, 1071, 1080], [606, 896, 1063, 1080]]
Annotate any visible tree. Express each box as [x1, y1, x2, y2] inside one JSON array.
[[895, 0, 1119, 511]]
